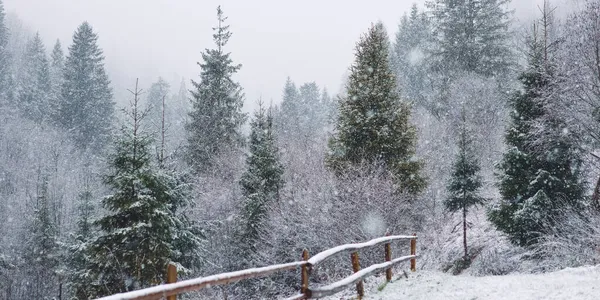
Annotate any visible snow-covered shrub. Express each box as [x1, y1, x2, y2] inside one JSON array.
[[468, 238, 524, 276], [530, 208, 600, 272]]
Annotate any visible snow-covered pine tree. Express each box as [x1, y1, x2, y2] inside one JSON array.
[[146, 77, 170, 131], [238, 102, 284, 258], [275, 77, 300, 137], [426, 0, 512, 77], [50, 40, 64, 84], [327, 22, 426, 195], [392, 4, 433, 113], [75, 81, 202, 298], [23, 175, 59, 300], [0, 0, 9, 100], [445, 110, 486, 263], [67, 186, 95, 300], [187, 6, 246, 173], [18, 33, 51, 123], [55, 22, 114, 150], [490, 6, 586, 247], [49, 40, 64, 116]]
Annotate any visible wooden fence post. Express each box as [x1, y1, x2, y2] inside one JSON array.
[[301, 249, 310, 297], [410, 233, 417, 272], [167, 262, 177, 300], [351, 252, 364, 299], [384, 240, 392, 282]]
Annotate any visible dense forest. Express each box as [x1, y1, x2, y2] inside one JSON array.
[[1, 0, 600, 299]]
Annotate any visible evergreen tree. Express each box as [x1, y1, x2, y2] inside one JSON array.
[[238, 102, 284, 256], [0, 0, 9, 99], [49, 40, 64, 117], [56, 22, 114, 149], [445, 111, 486, 261], [50, 40, 64, 85], [392, 4, 433, 112], [276, 77, 300, 137], [67, 187, 95, 300], [187, 6, 246, 172], [18, 33, 51, 123], [426, 0, 513, 77], [327, 22, 426, 195], [489, 12, 586, 247], [23, 176, 59, 300], [76, 81, 201, 298], [146, 77, 171, 129]]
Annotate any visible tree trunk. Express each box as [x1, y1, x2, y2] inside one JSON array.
[[463, 205, 468, 260], [591, 174, 600, 210]]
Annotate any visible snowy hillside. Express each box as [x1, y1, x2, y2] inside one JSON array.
[[325, 265, 600, 300]]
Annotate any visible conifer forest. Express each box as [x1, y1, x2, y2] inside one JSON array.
[[1, 0, 600, 299]]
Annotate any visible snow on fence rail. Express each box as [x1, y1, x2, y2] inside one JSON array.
[[96, 233, 418, 300]]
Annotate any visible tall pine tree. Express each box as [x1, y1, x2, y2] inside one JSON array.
[[23, 175, 59, 300], [187, 6, 246, 172], [75, 81, 201, 298], [490, 9, 586, 247], [426, 0, 513, 77], [18, 33, 51, 123], [0, 0, 9, 100], [392, 4, 433, 113], [238, 102, 284, 257], [445, 111, 486, 262], [327, 22, 425, 195], [49, 39, 64, 116], [55, 22, 114, 149]]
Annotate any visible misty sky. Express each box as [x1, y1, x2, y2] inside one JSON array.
[[3, 0, 575, 111]]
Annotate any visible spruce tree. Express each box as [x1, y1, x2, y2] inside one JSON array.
[[187, 6, 246, 172], [50, 40, 64, 85], [18, 33, 51, 123], [23, 176, 59, 300], [146, 77, 171, 128], [56, 22, 114, 149], [426, 0, 512, 77], [239, 102, 284, 256], [276, 77, 300, 137], [392, 4, 432, 112], [327, 22, 426, 195], [490, 13, 586, 247], [0, 0, 9, 99], [445, 111, 486, 262], [67, 187, 95, 300], [77, 81, 201, 298]]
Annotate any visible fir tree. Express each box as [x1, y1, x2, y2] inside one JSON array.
[[238, 102, 284, 256], [49, 40, 64, 117], [50, 40, 64, 85], [426, 0, 513, 77], [489, 9, 586, 246], [56, 22, 114, 150], [67, 187, 95, 300], [276, 77, 300, 137], [187, 6, 246, 172], [18, 33, 51, 123], [0, 0, 9, 99], [76, 81, 201, 298], [146, 77, 171, 129], [23, 175, 59, 300], [327, 22, 426, 195], [392, 4, 432, 112], [445, 111, 486, 261]]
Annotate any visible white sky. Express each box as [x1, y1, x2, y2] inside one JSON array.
[[3, 0, 576, 111]]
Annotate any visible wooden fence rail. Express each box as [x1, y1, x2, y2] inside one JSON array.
[[96, 233, 418, 300]]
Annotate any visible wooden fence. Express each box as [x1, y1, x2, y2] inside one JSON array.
[[97, 233, 418, 300]]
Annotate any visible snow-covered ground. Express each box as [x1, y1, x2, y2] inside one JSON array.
[[323, 265, 600, 300]]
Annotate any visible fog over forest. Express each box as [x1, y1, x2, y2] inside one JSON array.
[[3, 0, 576, 110]]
